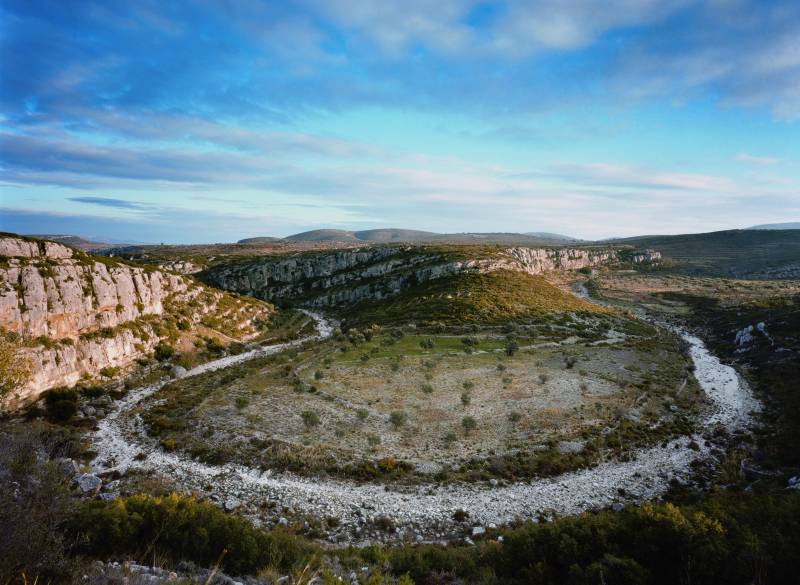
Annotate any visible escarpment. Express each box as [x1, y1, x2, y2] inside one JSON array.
[[200, 245, 661, 307], [0, 235, 273, 402]]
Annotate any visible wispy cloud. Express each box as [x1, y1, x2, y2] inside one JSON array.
[[735, 153, 781, 166], [68, 196, 150, 210]]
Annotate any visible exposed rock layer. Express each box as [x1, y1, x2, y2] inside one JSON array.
[[201, 246, 661, 307], [0, 236, 272, 402]]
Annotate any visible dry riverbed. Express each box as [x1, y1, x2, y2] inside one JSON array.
[[89, 308, 758, 544]]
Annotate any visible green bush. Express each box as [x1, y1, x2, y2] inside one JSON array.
[[154, 342, 175, 361], [384, 494, 800, 585], [389, 411, 407, 428], [301, 410, 320, 428], [69, 494, 314, 575], [44, 387, 78, 422], [462, 416, 477, 434]]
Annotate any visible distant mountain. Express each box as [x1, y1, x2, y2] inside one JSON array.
[[749, 222, 800, 230], [28, 234, 116, 251], [237, 236, 281, 244], [282, 228, 577, 245], [356, 228, 438, 242], [524, 231, 579, 242], [283, 228, 437, 242]]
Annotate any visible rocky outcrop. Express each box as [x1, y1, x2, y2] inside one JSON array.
[[201, 245, 659, 307], [0, 235, 273, 403]]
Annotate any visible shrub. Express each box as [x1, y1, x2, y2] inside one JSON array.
[[314, 370, 324, 380], [367, 434, 381, 447], [205, 337, 225, 354], [461, 392, 471, 407], [508, 411, 522, 423], [421, 383, 434, 394], [462, 416, 477, 434], [463, 381, 474, 390], [356, 408, 369, 421], [44, 387, 78, 422], [301, 410, 320, 428], [389, 411, 407, 428], [235, 396, 249, 410], [69, 494, 314, 575], [538, 373, 549, 384], [506, 340, 519, 356], [80, 386, 104, 399], [419, 338, 434, 350], [154, 342, 175, 361], [99, 366, 119, 378]]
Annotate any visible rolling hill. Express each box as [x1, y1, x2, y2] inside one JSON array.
[[609, 229, 800, 279]]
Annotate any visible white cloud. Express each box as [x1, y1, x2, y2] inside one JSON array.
[[735, 153, 781, 165]]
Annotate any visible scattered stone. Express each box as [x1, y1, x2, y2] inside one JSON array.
[[471, 526, 486, 536], [74, 473, 102, 495], [171, 365, 188, 378], [611, 503, 625, 512], [55, 457, 79, 477], [557, 440, 585, 454]]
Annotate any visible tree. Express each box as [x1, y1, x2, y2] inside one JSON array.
[[0, 335, 33, 401]]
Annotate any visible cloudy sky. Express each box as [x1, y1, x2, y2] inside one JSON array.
[[1, 0, 798, 243]]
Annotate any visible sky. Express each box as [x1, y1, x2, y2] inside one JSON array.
[[1, 0, 799, 243]]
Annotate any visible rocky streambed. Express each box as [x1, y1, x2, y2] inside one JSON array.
[[90, 310, 758, 544]]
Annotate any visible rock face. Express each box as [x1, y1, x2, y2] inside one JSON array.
[[201, 245, 658, 307], [0, 235, 272, 403]]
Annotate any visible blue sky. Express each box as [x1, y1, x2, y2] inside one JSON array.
[[1, 0, 798, 243]]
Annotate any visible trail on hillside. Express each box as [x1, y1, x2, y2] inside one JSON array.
[[91, 305, 758, 543]]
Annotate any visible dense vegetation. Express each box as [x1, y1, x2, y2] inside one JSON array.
[[613, 229, 800, 279], [346, 270, 605, 327]]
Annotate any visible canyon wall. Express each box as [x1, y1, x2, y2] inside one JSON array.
[[201, 245, 661, 307], [0, 236, 272, 402]]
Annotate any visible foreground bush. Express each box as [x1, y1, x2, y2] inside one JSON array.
[[70, 493, 315, 575], [386, 493, 800, 585]]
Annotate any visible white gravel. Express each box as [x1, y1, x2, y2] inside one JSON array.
[[90, 309, 758, 540]]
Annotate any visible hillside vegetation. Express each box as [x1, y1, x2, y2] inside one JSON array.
[[611, 229, 800, 279], [346, 270, 607, 327]]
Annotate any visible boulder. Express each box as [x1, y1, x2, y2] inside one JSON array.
[[171, 365, 188, 378], [74, 473, 102, 495], [557, 440, 585, 454], [55, 457, 79, 477]]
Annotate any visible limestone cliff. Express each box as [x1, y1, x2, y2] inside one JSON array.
[[0, 235, 273, 402], [200, 245, 660, 307]]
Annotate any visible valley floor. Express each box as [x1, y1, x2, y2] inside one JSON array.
[[89, 309, 758, 543]]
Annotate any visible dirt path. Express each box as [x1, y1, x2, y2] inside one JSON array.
[[91, 307, 758, 543]]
